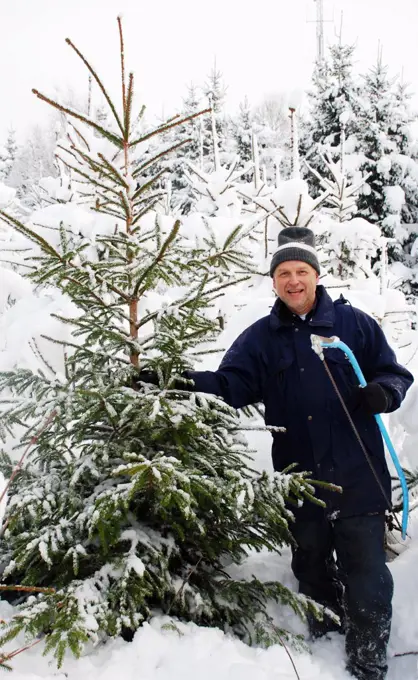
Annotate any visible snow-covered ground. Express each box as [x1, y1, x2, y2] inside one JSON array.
[[3, 520, 418, 680]]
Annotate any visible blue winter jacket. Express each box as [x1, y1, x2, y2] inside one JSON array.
[[189, 286, 414, 520]]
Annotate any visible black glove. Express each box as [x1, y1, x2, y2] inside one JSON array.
[[134, 370, 158, 386], [349, 383, 392, 415], [131, 370, 194, 391]]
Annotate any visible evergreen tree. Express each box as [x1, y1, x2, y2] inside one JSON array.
[[391, 80, 416, 156], [252, 94, 290, 185], [0, 21, 332, 665], [355, 56, 418, 299], [232, 96, 253, 166], [395, 79, 418, 223], [385, 79, 418, 293], [201, 63, 229, 164], [0, 129, 19, 183], [306, 148, 381, 279], [253, 94, 289, 138], [304, 42, 418, 296], [7, 121, 59, 208], [303, 43, 361, 160], [179, 83, 203, 165], [356, 56, 400, 235], [203, 62, 227, 115], [162, 83, 207, 213]]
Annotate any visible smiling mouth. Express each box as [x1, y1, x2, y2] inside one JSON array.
[[288, 290, 304, 295]]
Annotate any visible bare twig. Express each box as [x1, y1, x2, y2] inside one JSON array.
[[276, 631, 301, 680], [0, 638, 43, 667], [0, 585, 56, 594]]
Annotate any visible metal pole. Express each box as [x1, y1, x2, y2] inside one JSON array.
[[315, 0, 325, 63]]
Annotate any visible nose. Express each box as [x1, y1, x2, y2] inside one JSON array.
[[288, 273, 300, 286]]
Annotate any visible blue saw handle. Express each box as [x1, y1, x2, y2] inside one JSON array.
[[320, 338, 409, 540]]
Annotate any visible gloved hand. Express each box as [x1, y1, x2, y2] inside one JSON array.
[[134, 370, 158, 386], [349, 382, 392, 415], [131, 370, 194, 390]]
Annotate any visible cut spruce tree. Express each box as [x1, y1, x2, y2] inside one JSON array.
[[0, 19, 337, 667]]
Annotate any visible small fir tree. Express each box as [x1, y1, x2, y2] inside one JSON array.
[[232, 97, 253, 167], [0, 129, 19, 183], [203, 61, 227, 115], [201, 63, 229, 164], [251, 94, 290, 185], [162, 83, 207, 213], [7, 122, 59, 208], [0, 20, 333, 666], [306, 146, 381, 280]]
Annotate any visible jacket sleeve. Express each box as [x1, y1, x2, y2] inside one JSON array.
[[186, 326, 264, 409], [358, 312, 414, 412]]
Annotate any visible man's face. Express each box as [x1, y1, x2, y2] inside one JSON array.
[[272, 260, 319, 315]]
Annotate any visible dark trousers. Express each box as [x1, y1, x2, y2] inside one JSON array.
[[291, 515, 393, 680]]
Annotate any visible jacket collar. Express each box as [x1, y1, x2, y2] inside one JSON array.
[[269, 285, 335, 330]]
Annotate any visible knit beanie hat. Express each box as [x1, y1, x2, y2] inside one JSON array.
[[270, 226, 320, 277]]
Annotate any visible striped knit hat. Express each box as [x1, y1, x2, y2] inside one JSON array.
[[270, 227, 320, 277]]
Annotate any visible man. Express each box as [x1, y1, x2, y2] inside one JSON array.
[[177, 227, 413, 680]]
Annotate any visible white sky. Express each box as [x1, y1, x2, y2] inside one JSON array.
[[0, 0, 417, 140]]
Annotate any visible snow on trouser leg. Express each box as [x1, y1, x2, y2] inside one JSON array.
[[334, 515, 393, 680], [346, 611, 392, 680]]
